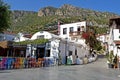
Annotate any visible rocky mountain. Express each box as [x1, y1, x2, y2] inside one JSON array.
[[10, 4, 120, 34], [11, 10, 37, 26], [38, 4, 119, 18], [38, 4, 119, 25]]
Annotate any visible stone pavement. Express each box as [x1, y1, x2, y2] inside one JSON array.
[[0, 57, 120, 80]]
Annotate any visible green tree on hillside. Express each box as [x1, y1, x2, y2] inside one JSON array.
[[0, 0, 11, 32], [85, 33, 102, 51], [93, 26, 108, 34]]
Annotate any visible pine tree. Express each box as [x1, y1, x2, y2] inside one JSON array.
[[0, 0, 11, 32]]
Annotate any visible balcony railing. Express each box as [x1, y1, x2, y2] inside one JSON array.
[[69, 31, 82, 36]]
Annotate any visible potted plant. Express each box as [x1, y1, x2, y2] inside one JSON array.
[[106, 51, 114, 68]]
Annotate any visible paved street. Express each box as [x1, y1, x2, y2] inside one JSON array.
[[0, 57, 120, 80]]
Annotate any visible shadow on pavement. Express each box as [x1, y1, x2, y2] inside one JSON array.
[[0, 70, 11, 73]]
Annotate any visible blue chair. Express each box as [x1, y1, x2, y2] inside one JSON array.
[[6, 58, 13, 69], [24, 58, 28, 68]]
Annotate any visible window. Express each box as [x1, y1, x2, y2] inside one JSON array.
[[37, 35, 44, 39], [81, 26, 84, 28], [46, 43, 51, 49], [81, 26, 85, 31], [70, 27, 74, 32], [77, 27, 80, 31], [63, 28, 67, 34]]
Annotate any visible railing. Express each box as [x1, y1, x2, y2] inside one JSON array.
[[69, 31, 82, 36]]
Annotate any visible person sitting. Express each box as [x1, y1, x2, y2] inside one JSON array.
[[76, 56, 81, 65]]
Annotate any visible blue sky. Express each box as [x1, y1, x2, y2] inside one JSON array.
[[4, 0, 120, 15]]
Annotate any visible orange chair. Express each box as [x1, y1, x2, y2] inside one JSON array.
[[37, 58, 44, 67], [36, 58, 42, 67], [14, 58, 20, 69]]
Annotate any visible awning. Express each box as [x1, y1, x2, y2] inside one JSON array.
[[0, 41, 13, 48]]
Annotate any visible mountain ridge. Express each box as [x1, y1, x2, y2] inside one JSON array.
[[38, 4, 119, 17], [9, 4, 120, 34]]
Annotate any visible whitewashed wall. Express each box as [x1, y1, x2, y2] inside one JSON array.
[[59, 42, 66, 64], [50, 40, 60, 58], [113, 29, 120, 41], [31, 31, 52, 40], [59, 21, 86, 39], [59, 40, 89, 64]]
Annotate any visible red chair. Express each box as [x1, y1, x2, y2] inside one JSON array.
[[31, 58, 36, 67]]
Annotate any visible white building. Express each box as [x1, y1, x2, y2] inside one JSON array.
[[13, 32, 31, 42], [59, 21, 87, 40], [108, 18, 120, 56], [46, 39, 60, 65], [31, 31, 60, 58], [59, 38, 89, 64], [96, 34, 108, 43], [31, 31, 52, 40], [96, 34, 109, 54], [31, 31, 60, 65], [58, 21, 91, 64]]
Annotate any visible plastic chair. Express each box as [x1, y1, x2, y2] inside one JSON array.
[[28, 58, 32, 68], [12, 58, 16, 69], [6, 58, 13, 69], [20, 58, 24, 68], [13, 58, 20, 69], [36, 58, 43, 67], [10, 58, 15, 69], [2, 57, 7, 69], [24, 58, 28, 68], [31, 58, 36, 67]]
